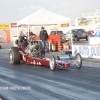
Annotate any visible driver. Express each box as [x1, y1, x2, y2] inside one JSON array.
[[18, 36, 28, 46], [16, 31, 28, 46]]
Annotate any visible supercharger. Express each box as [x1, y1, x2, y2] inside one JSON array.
[[25, 41, 45, 57]]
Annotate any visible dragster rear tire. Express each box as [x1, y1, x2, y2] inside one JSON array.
[[9, 47, 20, 64], [49, 55, 56, 71], [75, 53, 82, 69]]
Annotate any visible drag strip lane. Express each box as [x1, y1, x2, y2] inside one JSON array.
[[0, 50, 100, 100], [0, 63, 100, 100]]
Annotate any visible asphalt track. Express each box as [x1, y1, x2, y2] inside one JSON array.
[[0, 49, 100, 100]]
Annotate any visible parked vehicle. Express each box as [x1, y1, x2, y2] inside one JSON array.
[[35, 30, 64, 43], [50, 30, 63, 35], [61, 29, 88, 42], [87, 23, 100, 37], [49, 30, 64, 42]]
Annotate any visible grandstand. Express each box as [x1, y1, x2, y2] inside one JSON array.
[[76, 8, 100, 25]]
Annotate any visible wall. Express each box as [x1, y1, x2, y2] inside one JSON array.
[[72, 45, 100, 58]]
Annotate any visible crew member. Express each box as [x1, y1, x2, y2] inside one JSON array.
[[39, 26, 49, 52]]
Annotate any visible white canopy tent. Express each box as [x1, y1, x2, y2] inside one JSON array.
[[17, 8, 71, 40], [17, 8, 70, 26], [16, 8, 73, 49]]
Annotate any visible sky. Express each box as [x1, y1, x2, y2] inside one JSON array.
[[0, 0, 100, 23]]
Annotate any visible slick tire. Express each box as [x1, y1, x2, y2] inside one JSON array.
[[9, 47, 20, 64], [75, 53, 82, 69], [49, 55, 56, 71]]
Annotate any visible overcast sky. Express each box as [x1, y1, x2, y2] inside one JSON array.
[[0, 0, 100, 23]]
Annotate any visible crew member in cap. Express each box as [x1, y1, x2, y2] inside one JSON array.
[[39, 26, 49, 52]]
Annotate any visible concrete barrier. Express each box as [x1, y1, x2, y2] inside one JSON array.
[[88, 37, 100, 45]]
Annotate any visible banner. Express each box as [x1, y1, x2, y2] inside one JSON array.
[[0, 24, 10, 30], [0, 23, 11, 42], [0, 30, 10, 42], [72, 45, 100, 58], [61, 23, 69, 27]]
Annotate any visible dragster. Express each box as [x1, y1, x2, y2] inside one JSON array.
[[9, 36, 82, 71]]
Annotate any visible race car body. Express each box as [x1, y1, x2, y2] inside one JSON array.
[[9, 36, 82, 71]]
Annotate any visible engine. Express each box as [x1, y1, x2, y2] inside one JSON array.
[[25, 40, 45, 57]]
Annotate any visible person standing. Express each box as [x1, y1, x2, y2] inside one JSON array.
[[39, 27, 49, 52], [26, 32, 28, 38], [19, 31, 25, 38], [16, 31, 26, 46], [29, 33, 36, 42], [29, 29, 34, 36]]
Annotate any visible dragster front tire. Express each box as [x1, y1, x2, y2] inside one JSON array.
[[49, 55, 56, 71], [75, 53, 82, 69], [9, 47, 20, 64]]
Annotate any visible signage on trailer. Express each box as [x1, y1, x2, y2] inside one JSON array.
[[72, 45, 100, 58]]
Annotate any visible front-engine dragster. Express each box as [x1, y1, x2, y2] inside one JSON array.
[[9, 36, 82, 71]]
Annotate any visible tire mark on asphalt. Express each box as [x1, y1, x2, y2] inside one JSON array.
[[0, 66, 100, 100]]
